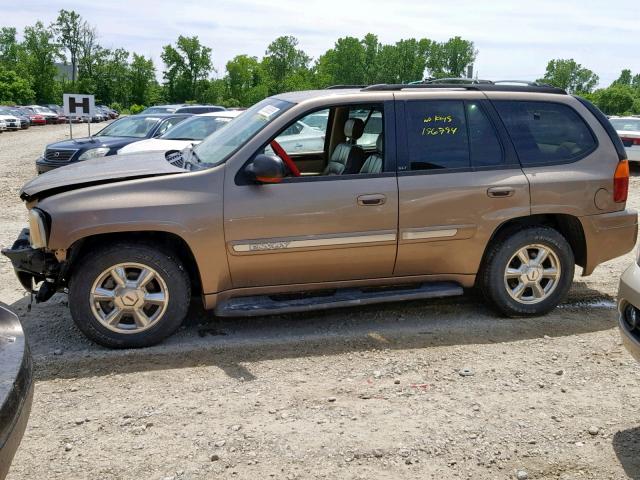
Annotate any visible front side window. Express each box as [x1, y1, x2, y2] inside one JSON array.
[[494, 101, 596, 165], [96, 116, 161, 138], [195, 98, 293, 166], [154, 117, 188, 137], [269, 109, 329, 155], [405, 100, 469, 170]]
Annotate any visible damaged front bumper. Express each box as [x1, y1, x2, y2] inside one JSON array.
[[1, 228, 61, 302]]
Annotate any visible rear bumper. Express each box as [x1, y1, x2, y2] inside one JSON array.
[[625, 146, 640, 162], [580, 209, 638, 275], [0, 304, 33, 480], [618, 263, 640, 362]]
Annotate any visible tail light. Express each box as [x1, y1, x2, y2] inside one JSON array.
[[620, 137, 640, 147], [614, 159, 629, 203]]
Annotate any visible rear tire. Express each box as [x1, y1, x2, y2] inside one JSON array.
[[69, 243, 190, 348], [479, 226, 574, 317]]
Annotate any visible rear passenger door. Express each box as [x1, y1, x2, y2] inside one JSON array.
[[394, 96, 531, 278]]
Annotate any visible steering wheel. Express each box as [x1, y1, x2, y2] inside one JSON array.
[[270, 140, 301, 177]]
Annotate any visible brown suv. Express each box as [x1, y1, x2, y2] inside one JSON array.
[[3, 83, 638, 348]]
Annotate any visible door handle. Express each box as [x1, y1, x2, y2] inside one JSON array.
[[357, 194, 386, 206], [487, 186, 515, 198]]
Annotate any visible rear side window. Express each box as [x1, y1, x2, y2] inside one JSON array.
[[494, 101, 596, 166], [466, 102, 504, 167], [405, 100, 469, 170]]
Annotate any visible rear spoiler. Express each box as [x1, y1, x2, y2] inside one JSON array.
[[575, 96, 627, 162]]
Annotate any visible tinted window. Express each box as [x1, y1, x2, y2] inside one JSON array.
[[405, 100, 469, 170], [466, 102, 503, 167], [494, 101, 596, 165]]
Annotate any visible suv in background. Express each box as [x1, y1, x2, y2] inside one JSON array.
[[3, 83, 637, 348], [610, 116, 640, 162]]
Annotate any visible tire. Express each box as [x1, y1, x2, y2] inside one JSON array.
[[69, 243, 191, 348], [479, 226, 574, 317]]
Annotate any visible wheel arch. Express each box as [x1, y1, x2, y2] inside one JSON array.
[[480, 214, 586, 274], [64, 231, 203, 296]]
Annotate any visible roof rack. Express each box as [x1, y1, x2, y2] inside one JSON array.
[[361, 83, 567, 95], [325, 85, 368, 90], [423, 78, 494, 85]]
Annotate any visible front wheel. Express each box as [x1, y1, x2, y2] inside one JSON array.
[[479, 226, 574, 317], [69, 243, 191, 348]]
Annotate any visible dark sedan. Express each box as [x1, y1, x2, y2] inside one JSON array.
[[36, 114, 191, 174], [0, 304, 33, 480]]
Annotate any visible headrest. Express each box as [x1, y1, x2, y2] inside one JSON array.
[[344, 118, 365, 140], [376, 134, 383, 154]]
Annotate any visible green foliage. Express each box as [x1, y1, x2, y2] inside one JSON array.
[[161, 35, 213, 102], [53, 9, 84, 84], [538, 58, 599, 94], [0, 69, 35, 104], [129, 104, 146, 114], [262, 36, 311, 95], [591, 86, 635, 115], [427, 36, 477, 79], [21, 21, 61, 103]]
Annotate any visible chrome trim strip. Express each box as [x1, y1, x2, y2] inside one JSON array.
[[232, 232, 397, 253], [402, 228, 458, 240]]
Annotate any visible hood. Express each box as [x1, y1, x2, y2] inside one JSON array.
[[119, 138, 199, 155], [48, 136, 140, 150], [21, 151, 186, 200]]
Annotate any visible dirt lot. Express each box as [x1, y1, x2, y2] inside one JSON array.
[[1, 124, 640, 480]]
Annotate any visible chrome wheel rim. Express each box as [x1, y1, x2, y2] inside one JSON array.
[[90, 263, 169, 334], [504, 244, 561, 305]]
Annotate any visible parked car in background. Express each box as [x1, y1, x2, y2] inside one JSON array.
[[0, 119, 6, 132], [0, 109, 21, 130], [174, 105, 226, 114], [610, 117, 640, 162], [17, 107, 46, 126], [118, 110, 242, 155], [35, 113, 192, 173], [44, 104, 80, 124], [24, 106, 58, 124], [6, 108, 30, 129], [98, 105, 119, 119], [618, 252, 640, 361], [0, 304, 33, 480], [139, 104, 188, 115]]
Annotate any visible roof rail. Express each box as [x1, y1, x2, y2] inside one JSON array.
[[423, 78, 494, 85], [494, 80, 553, 87], [361, 83, 567, 95], [325, 85, 368, 90]]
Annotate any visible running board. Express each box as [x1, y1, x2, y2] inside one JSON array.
[[215, 282, 464, 317]]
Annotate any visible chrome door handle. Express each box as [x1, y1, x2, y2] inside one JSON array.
[[487, 186, 515, 198], [357, 194, 386, 206]]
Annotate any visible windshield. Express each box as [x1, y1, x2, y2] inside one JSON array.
[[611, 118, 640, 132], [34, 107, 53, 114], [161, 115, 233, 141], [141, 106, 176, 114], [96, 116, 160, 138], [195, 98, 293, 166]]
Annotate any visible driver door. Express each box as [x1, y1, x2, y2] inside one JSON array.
[[223, 102, 398, 288]]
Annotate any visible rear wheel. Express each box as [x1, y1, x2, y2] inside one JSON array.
[[69, 243, 190, 348], [479, 226, 574, 317]]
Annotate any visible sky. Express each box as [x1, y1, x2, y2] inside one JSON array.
[[4, 0, 640, 87]]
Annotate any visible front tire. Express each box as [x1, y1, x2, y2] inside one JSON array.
[[479, 226, 574, 317], [69, 243, 191, 348]]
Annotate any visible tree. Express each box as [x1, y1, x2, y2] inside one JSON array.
[[427, 36, 476, 79], [0, 27, 20, 70], [226, 54, 267, 106], [316, 36, 366, 86], [374, 38, 432, 83], [613, 69, 632, 87], [593, 86, 635, 115], [538, 58, 599, 94], [262, 36, 311, 94], [129, 53, 156, 105], [21, 21, 60, 103], [161, 36, 213, 101], [53, 9, 84, 84], [0, 69, 35, 103]]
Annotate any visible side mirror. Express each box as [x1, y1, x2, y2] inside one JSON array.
[[245, 154, 286, 183]]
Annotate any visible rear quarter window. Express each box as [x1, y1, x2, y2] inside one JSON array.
[[494, 101, 596, 166]]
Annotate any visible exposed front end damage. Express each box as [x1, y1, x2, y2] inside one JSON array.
[[1, 229, 64, 303]]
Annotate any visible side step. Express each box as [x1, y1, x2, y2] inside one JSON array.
[[215, 282, 464, 317]]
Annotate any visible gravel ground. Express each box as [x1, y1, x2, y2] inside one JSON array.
[[2, 124, 640, 480]]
